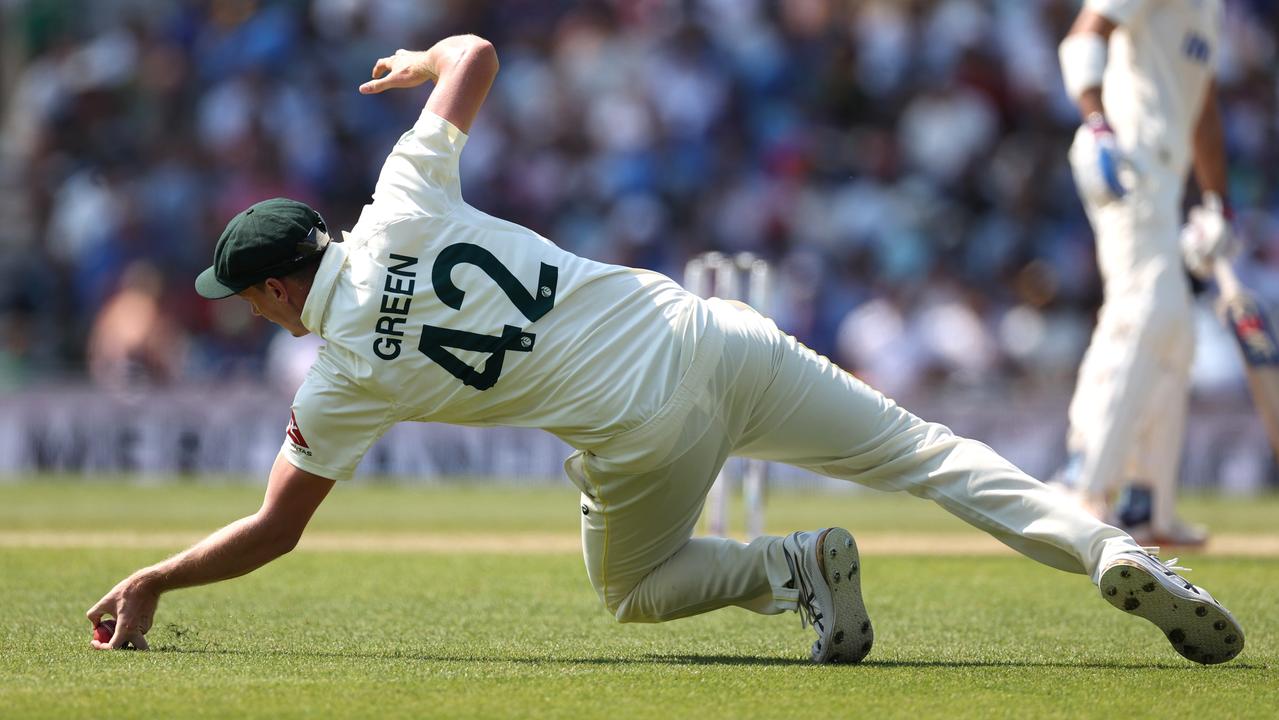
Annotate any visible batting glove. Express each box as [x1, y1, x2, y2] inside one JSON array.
[[1180, 192, 1239, 280], [1069, 113, 1134, 206]]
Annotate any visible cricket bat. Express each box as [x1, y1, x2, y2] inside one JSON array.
[[1215, 258, 1279, 462]]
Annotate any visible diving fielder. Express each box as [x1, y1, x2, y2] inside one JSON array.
[[88, 36, 1244, 665], [1058, 0, 1236, 545]]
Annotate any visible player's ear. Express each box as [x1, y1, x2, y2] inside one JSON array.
[[263, 277, 289, 305]]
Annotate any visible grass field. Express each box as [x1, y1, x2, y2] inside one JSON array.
[[1, 480, 1276, 719]]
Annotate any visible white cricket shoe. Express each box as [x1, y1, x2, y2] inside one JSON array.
[[1099, 549, 1244, 665], [782, 527, 873, 663]]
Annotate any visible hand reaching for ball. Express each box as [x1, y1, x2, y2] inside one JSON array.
[[87, 573, 158, 650]]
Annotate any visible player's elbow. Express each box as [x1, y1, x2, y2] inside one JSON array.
[[252, 513, 306, 557], [458, 35, 498, 76], [273, 529, 303, 556], [465, 34, 496, 57]]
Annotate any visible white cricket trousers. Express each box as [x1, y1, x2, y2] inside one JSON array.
[[1069, 166, 1196, 531], [564, 298, 1143, 623]]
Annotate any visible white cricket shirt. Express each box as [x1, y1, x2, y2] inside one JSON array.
[[1089, 0, 1222, 176], [282, 108, 706, 480]]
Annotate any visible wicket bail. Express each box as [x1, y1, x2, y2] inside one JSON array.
[[683, 252, 771, 539]]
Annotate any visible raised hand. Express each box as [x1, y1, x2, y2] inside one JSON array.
[[359, 49, 436, 95]]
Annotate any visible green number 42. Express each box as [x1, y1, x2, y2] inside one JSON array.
[[418, 243, 558, 391]]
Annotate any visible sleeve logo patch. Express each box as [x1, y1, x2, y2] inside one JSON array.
[[286, 411, 313, 455]]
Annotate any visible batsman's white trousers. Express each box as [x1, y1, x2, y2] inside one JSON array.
[[565, 299, 1143, 623], [1068, 164, 1196, 532]]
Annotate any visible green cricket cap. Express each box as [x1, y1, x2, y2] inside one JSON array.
[[195, 198, 329, 299]]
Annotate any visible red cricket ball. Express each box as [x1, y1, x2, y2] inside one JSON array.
[[93, 619, 116, 644]]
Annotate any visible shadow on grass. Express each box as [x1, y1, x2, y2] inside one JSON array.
[[583, 654, 1262, 670], [152, 645, 803, 666], [860, 658, 1264, 670], [150, 646, 1263, 670]]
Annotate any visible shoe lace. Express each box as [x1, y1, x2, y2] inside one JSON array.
[[1142, 546, 1195, 591], [783, 540, 822, 631]]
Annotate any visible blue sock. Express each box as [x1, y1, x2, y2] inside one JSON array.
[[1115, 485, 1153, 527]]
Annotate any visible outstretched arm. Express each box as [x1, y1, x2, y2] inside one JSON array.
[[359, 35, 499, 133], [86, 455, 335, 650]]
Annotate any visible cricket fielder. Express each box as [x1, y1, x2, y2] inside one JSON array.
[[88, 36, 1245, 665], [1057, 0, 1236, 545]]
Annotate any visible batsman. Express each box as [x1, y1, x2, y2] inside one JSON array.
[[88, 35, 1245, 665], [1057, 0, 1237, 545]]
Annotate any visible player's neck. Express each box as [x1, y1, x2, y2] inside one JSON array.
[[285, 266, 319, 315]]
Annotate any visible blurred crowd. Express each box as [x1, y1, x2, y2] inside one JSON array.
[[2, 0, 1278, 399]]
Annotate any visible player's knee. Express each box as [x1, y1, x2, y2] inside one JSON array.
[[584, 572, 644, 623], [611, 597, 662, 624], [596, 577, 661, 624], [596, 591, 643, 624], [612, 599, 640, 624]]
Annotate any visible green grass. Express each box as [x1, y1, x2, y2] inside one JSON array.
[[0, 480, 1276, 719], [4, 478, 1277, 534]]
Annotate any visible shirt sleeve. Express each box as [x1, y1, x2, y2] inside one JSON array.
[[1085, 0, 1148, 25], [280, 350, 396, 481], [366, 107, 469, 220]]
